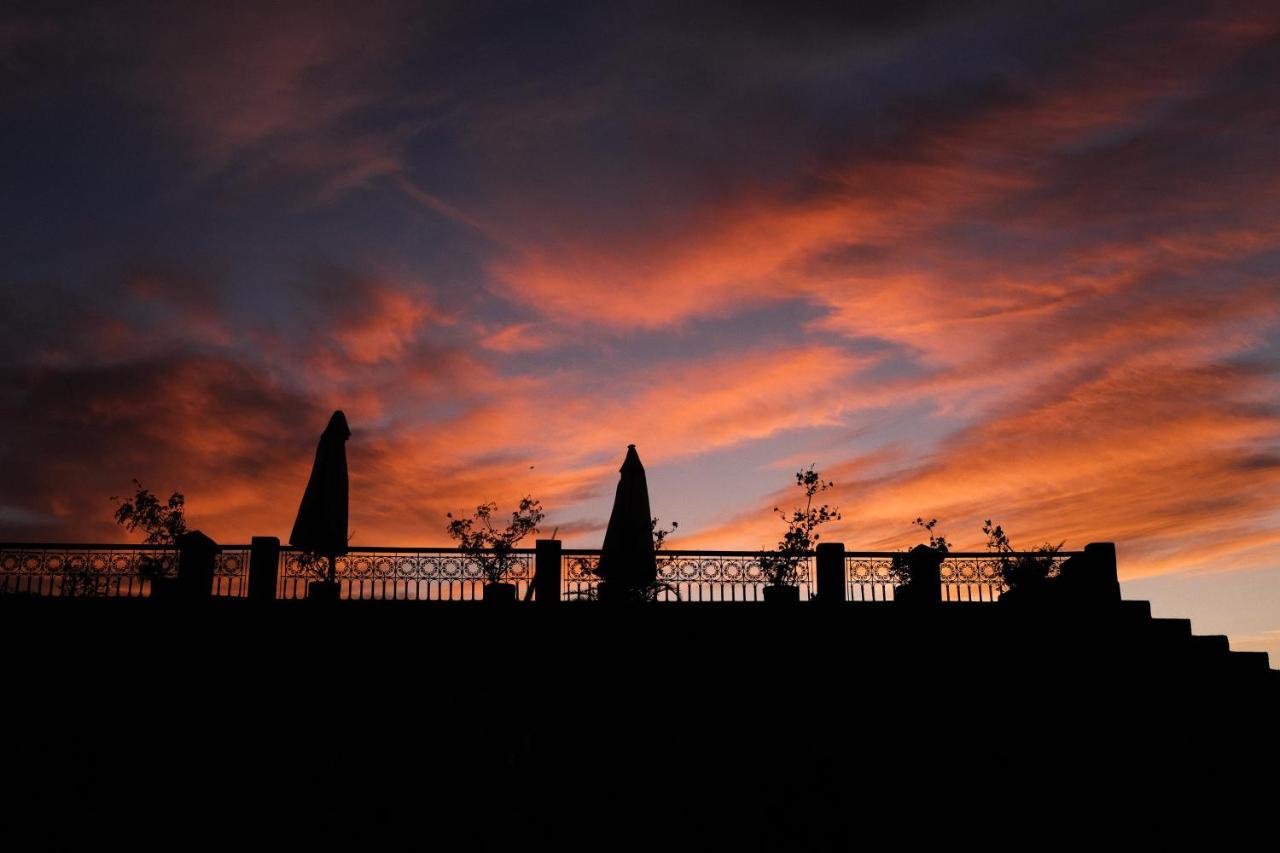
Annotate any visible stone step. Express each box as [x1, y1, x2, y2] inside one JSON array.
[[1118, 599, 1153, 621], [1186, 634, 1230, 656], [1224, 650, 1271, 673], [1147, 618, 1192, 639]]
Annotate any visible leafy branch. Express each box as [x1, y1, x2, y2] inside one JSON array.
[[651, 517, 678, 552]]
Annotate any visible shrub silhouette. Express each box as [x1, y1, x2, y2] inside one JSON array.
[[983, 519, 1063, 595]]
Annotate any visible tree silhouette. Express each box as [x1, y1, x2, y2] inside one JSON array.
[[447, 497, 544, 587], [112, 480, 187, 546], [759, 466, 840, 588], [107, 479, 188, 591]]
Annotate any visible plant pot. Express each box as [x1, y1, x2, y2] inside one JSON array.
[[596, 581, 629, 604], [148, 576, 179, 600], [999, 583, 1052, 607], [895, 582, 939, 606], [307, 580, 341, 602], [763, 584, 800, 604], [483, 582, 517, 603]]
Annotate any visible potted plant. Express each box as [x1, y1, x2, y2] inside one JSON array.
[[447, 497, 544, 603], [112, 479, 187, 599], [758, 466, 840, 604], [291, 550, 338, 600], [59, 564, 106, 598], [983, 519, 1063, 605], [892, 517, 949, 605]]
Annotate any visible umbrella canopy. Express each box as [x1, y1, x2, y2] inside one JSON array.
[[596, 444, 657, 592], [289, 410, 351, 555]]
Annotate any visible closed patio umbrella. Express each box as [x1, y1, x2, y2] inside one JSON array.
[[596, 444, 656, 600], [290, 410, 351, 585]]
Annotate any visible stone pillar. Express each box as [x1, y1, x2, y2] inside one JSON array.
[[815, 542, 846, 605], [176, 530, 218, 600], [534, 539, 562, 605], [248, 536, 280, 602], [1081, 542, 1120, 601]]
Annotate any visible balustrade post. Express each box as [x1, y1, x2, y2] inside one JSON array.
[[535, 539, 562, 604], [176, 530, 218, 600], [1080, 542, 1120, 602], [898, 545, 943, 606], [248, 536, 280, 602], [815, 542, 846, 604], [1050, 542, 1120, 605]]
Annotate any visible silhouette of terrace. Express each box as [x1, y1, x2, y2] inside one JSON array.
[[4, 534, 1276, 847], [3, 534, 1273, 685]]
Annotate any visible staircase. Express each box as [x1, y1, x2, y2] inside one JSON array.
[[1106, 599, 1276, 693]]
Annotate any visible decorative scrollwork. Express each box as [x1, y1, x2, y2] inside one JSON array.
[[214, 551, 249, 577], [2, 543, 1079, 603], [281, 550, 533, 582], [847, 558, 896, 582], [655, 554, 790, 584], [0, 546, 250, 597], [561, 551, 811, 601], [845, 554, 1071, 601], [564, 555, 599, 582]]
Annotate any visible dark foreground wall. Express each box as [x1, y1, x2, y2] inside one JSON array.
[[3, 597, 1276, 849]]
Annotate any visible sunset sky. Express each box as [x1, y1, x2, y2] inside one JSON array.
[[2, 2, 1277, 652]]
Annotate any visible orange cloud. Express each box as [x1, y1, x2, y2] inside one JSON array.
[[691, 354, 1280, 581]]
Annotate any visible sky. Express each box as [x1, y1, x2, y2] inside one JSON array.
[[1, 2, 1278, 652]]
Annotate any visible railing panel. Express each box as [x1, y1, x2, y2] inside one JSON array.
[[562, 550, 815, 602], [213, 548, 252, 598], [562, 552, 599, 601], [277, 548, 535, 601], [0, 543, 252, 598], [846, 552, 1079, 602], [846, 557, 897, 602]]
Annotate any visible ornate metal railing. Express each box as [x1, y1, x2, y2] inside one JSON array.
[[212, 547, 253, 597], [846, 555, 897, 602], [0, 543, 252, 598], [2, 542, 1081, 604], [563, 550, 815, 602], [277, 547, 536, 601], [845, 552, 1077, 602]]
